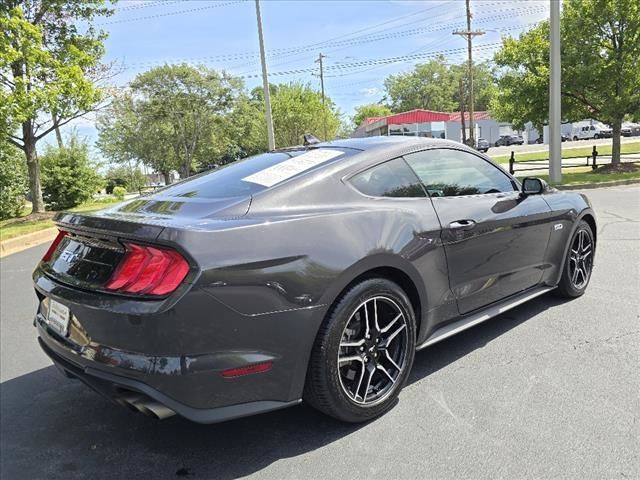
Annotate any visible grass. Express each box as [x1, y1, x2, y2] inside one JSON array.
[[492, 141, 640, 163], [0, 197, 121, 242], [516, 165, 640, 186]]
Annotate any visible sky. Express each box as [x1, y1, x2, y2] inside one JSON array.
[[63, 0, 551, 148]]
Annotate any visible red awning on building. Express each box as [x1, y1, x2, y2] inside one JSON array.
[[447, 111, 491, 122], [383, 109, 451, 125], [365, 109, 491, 126]]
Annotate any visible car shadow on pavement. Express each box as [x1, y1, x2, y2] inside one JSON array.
[[0, 294, 569, 480]]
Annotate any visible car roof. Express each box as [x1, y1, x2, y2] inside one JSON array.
[[313, 135, 465, 152]]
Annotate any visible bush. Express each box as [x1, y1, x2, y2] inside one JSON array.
[[0, 143, 28, 219], [40, 136, 103, 210], [112, 186, 126, 201], [105, 165, 147, 194]]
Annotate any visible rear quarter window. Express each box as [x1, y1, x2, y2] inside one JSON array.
[[350, 157, 426, 198]]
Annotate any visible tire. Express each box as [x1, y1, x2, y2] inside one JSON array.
[[573, 136, 579, 141], [304, 278, 416, 422], [594, 134, 600, 139], [556, 220, 595, 298]]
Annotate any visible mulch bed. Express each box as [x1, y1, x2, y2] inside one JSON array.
[[1, 212, 55, 226], [592, 163, 639, 174]]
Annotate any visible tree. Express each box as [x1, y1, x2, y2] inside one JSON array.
[[104, 164, 146, 193], [131, 64, 243, 178], [251, 82, 342, 147], [96, 92, 178, 185], [97, 65, 245, 180], [1, 1, 114, 213], [384, 56, 457, 113], [450, 63, 495, 112], [352, 104, 392, 128], [0, 141, 27, 219], [40, 134, 103, 210], [382, 56, 494, 114], [491, 0, 640, 164]]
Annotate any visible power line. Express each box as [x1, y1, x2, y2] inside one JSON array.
[[239, 43, 501, 79], [115, 1, 182, 13], [234, 4, 547, 73], [97, 0, 245, 26], [116, 3, 545, 70]]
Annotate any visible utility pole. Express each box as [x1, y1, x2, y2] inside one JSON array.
[[453, 0, 484, 147], [458, 77, 467, 145], [315, 53, 327, 140], [255, 0, 275, 150], [549, 0, 562, 183]]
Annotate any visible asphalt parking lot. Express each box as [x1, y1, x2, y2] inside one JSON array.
[[1, 185, 638, 480]]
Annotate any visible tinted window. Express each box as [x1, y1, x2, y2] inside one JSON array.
[[350, 158, 426, 198], [158, 149, 349, 199], [404, 149, 515, 197]]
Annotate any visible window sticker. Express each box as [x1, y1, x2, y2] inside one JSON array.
[[242, 149, 343, 187]]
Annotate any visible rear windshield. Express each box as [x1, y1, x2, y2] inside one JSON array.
[[157, 148, 350, 199]]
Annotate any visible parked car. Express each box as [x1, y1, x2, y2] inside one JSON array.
[[621, 122, 640, 137], [572, 121, 612, 140], [475, 137, 490, 152], [536, 134, 570, 144], [33, 136, 596, 424], [494, 134, 524, 147]]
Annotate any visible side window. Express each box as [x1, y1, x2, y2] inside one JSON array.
[[404, 149, 516, 197], [350, 157, 426, 198]]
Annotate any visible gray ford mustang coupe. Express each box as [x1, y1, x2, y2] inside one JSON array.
[[33, 136, 596, 423]]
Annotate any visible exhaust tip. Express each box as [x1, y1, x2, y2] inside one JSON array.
[[118, 392, 176, 419]]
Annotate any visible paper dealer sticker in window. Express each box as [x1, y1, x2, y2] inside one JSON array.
[[242, 149, 344, 187]]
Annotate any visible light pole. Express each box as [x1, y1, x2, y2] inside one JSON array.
[[255, 0, 275, 150], [549, 0, 562, 183]]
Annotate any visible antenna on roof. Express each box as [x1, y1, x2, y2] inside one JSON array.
[[303, 134, 321, 146]]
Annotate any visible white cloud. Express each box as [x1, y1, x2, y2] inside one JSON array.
[[359, 87, 381, 97]]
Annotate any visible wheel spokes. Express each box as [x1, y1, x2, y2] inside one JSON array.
[[384, 323, 406, 348], [337, 296, 408, 405], [362, 367, 375, 403]]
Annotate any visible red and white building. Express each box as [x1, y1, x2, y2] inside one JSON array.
[[352, 109, 518, 145]]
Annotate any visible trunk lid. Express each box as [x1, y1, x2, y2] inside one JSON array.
[[42, 194, 250, 292]]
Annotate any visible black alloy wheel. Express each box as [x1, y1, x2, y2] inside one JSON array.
[[557, 220, 595, 297], [304, 278, 416, 422]]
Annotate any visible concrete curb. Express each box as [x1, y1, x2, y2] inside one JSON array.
[[556, 178, 640, 190], [0, 227, 58, 258]]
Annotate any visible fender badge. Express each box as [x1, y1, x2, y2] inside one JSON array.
[[554, 224, 563, 231]]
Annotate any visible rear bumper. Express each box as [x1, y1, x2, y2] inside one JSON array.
[[36, 320, 301, 423]]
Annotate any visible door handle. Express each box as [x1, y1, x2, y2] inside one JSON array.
[[449, 219, 476, 230]]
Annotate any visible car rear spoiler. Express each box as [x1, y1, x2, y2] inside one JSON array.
[[54, 212, 166, 242]]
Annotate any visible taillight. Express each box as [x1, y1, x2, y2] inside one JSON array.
[[105, 242, 189, 296], [42, 230, 67, 263]]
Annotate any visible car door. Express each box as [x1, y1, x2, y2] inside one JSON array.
[[403, 148, 554, 315]]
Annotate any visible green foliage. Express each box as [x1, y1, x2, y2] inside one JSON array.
[[40, 135, 103, 210], [97, 64, 246, 179], [112, 186, 126, 201], [491, 0, 640, 163], [383, 56, 494, 113], [104, 164, 147, 193], [250, 82, 342, 147], [1, 0, 115, 212], [352, 104, 392, 128], [0, 142, 27, 219]]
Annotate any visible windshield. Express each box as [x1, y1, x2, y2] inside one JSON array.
[[157, 148, 349, 199]]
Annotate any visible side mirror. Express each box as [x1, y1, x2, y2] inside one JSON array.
[[521, 177, 546, 196]]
